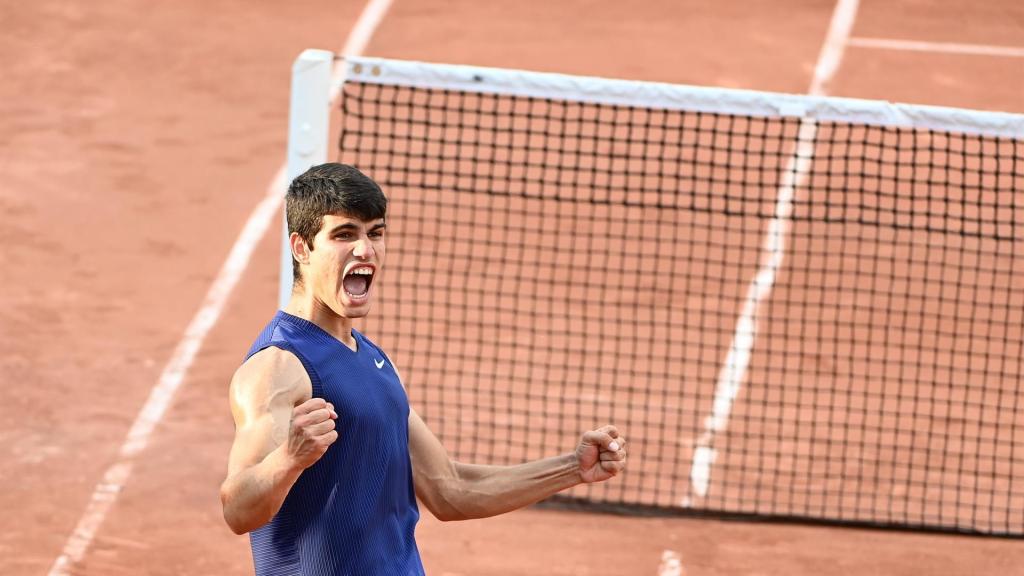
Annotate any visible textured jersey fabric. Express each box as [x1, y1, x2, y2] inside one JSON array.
[[245, 310, 424, 576]]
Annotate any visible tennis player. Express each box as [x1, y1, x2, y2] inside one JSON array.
[[220, 163, 628, 575]]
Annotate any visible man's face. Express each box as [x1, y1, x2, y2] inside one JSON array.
[[305, 213, 386, 318]]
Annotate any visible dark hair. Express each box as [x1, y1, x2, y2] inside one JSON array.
[[286, 163, 387, 284]]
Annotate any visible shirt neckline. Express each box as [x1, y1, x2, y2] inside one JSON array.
[[278, 310, 360, 354]]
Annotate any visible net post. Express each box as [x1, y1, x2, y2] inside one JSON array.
[[279, 49, 335, 309]]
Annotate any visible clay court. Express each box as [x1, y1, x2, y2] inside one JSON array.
[[3, 0, 1023, 574]]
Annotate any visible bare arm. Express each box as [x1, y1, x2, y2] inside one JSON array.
[[219, 348, 338, 534], [409, 409, 627, 521]]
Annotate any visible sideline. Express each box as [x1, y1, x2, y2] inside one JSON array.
[[658, 550, 686, 576], [45, 0, 394, 573], [686, 0, 861, 502]]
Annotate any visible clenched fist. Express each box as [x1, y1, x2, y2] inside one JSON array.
[[286, 398, 339, 470], [575, 425, 628, 484]]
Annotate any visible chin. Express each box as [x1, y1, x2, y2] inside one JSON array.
[[344, 305, 372, 318]]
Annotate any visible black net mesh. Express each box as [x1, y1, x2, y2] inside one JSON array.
[[337, 78, 1024, 536]]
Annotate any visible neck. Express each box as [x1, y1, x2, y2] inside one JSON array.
[[284, 288, 357, 351]]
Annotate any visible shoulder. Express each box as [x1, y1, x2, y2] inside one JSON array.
[[241, 345, 305, 375], [231, 346, 312, 406]]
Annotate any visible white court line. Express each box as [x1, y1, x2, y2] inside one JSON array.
[[45, 1, 393, 574], [686, 0, 860, 502], [809, 0, 862, 97], [657, 550, 685, 576], [848, 37, 1024, 58], [45, 168, 286, 576]]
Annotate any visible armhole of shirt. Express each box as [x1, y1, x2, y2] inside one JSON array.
[[251, 341, 326, 399]]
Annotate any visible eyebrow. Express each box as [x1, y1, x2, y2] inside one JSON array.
[[328, 222, 387, 235], [328, 223, 359, 234]]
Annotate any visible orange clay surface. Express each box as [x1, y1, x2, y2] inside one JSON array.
[[1, 0, 1022, 574]]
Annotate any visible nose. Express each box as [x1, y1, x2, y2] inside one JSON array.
[[353, 236, 375, 260]]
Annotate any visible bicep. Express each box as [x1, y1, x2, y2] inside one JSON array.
[[408, 408, 457, 485], [226, 348, 311, 477]]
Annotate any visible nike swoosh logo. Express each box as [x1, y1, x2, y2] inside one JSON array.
[[374, 358, 385, 369]]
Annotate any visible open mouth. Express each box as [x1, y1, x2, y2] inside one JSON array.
[[342, 265, 374, 300]]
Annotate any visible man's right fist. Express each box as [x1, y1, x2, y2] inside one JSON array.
[[287, 397, 339, 469]]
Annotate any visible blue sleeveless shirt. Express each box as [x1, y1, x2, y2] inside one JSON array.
[[245, 311, 424, 576]]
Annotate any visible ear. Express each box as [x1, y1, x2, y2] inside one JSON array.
[[290, 232, 311, 265]]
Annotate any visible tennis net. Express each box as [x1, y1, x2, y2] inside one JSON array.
[[336, 56, 1024, 535]]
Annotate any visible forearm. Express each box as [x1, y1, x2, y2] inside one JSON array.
[[220, 447, 303, 534], [431, 453, 581, 521]]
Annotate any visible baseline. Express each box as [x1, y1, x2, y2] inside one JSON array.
[[848, 37, 1024, 58]]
